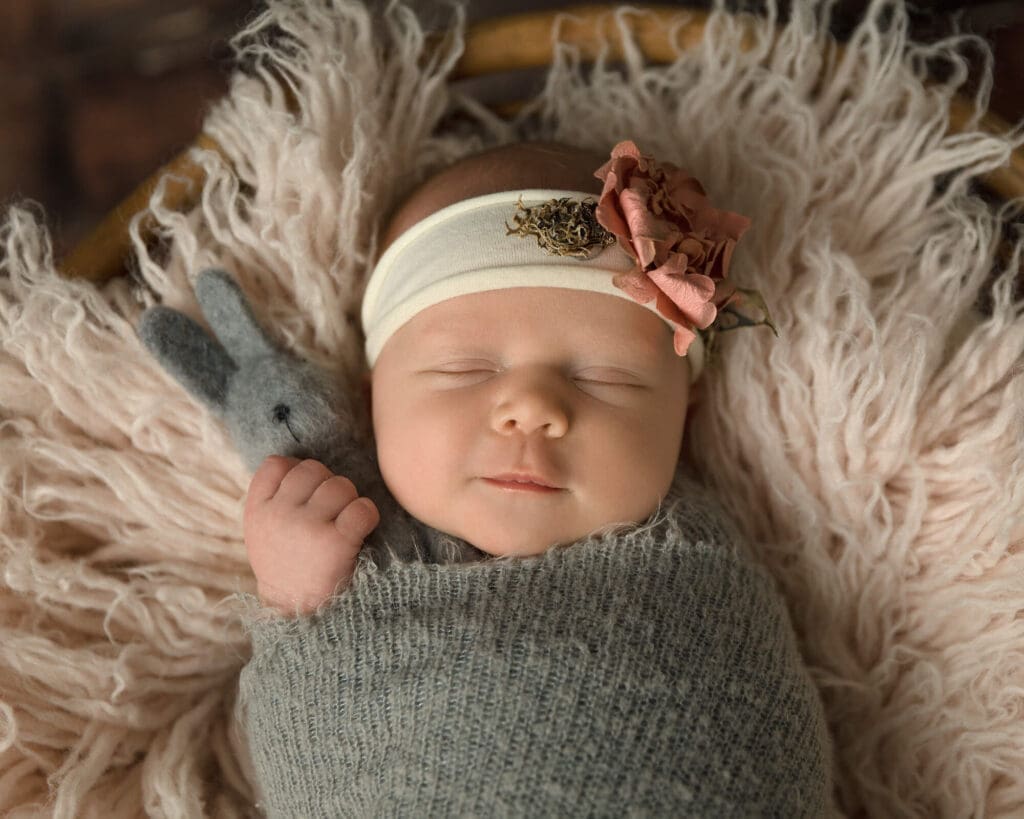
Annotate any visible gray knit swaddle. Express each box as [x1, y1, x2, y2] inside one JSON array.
[[236, 475, 833, 817]]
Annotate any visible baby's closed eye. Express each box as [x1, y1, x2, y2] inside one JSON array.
[[424, 365, 647, 389], [574, 368, 646, 386]]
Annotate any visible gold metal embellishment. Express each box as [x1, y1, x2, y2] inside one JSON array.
[[505, 197, 616, 258]]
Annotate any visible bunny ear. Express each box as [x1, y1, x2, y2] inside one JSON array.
[[194, 268, 279, 363], [138, 306, 239, 412]]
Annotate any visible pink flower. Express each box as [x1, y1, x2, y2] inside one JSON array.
[[594, 140, 751, 355]]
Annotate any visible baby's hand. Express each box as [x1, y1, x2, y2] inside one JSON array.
[[243, 456, 381, 616]]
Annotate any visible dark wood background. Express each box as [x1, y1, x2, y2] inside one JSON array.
[[3, 0, 1022, 260]]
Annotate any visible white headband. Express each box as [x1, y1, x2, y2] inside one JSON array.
[[361, 189, 704, 383]]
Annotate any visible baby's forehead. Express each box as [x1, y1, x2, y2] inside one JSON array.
[[410, 290, 673, 358]]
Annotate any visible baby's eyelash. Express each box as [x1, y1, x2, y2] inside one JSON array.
[[575, 368, 644, 386], [430, 369, 639, 387]]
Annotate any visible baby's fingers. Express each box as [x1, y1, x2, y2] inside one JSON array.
[[247, 456, 302, 508], [276, 458, 333, 505], [306, 474, 359, 520], [334, 496, 380, 538]]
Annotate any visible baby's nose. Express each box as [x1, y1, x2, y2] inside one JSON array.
[[490, 378, 569, 438]]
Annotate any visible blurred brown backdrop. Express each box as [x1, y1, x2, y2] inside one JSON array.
[[2, 0, 1022, 262]]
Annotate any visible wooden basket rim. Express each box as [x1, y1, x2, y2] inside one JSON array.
[[60, 3, 1024, 282]]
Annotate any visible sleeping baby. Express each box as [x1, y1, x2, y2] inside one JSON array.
[[141, 140, 832, 816], [243, 140, 716, 614]]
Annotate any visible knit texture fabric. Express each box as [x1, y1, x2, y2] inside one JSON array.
[[236, 479, 832, 817]]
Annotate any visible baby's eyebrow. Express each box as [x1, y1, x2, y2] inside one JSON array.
[[418, 324, 473, 343], [418, 334, 485, 356]]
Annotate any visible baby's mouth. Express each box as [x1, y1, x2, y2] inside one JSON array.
[[482, 473, 565, 493]]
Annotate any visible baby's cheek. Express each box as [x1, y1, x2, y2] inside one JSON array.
[[374, 404, 449, 516], [372, 405, 413, 495], [604, 418, 681, 506]]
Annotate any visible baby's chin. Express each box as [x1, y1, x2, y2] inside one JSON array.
[[412, 507, 570, 559], [430, 511, 639, 560], [468, 533, 566, 560]]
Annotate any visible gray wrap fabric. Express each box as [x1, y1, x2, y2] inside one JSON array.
[[236, 479, 833, 817]]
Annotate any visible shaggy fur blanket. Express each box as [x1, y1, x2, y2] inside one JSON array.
[[1, 0, 1022, 816]]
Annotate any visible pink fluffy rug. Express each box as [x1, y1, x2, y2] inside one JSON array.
[[2, 0, 1023, 815]]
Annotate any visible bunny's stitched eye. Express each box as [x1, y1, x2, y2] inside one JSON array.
[[272, 404, 300, 443]]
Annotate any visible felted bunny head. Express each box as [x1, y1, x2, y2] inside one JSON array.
[[138, 269, 348, 473]]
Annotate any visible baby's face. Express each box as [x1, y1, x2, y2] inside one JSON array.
[[368, 286, 693, 558]]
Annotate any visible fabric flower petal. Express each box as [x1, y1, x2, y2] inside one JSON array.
[[620, 187, 669, 268], [647, 267, 718, 329], [695, 207, 751, 243], [595, 186, 631, 244], [612, 271, 659, 305], [671, 324, 698, 357], [610, 140, 642, 163]]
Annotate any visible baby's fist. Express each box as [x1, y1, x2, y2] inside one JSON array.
[[243, 456, 380, 615]]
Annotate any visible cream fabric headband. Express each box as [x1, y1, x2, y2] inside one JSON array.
[[361, 189, 705, 383]]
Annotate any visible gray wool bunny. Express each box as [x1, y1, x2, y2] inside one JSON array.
[[136, 267, 484, 571]]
